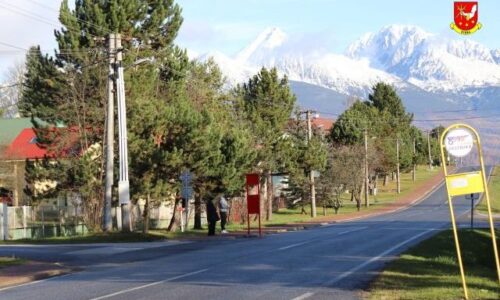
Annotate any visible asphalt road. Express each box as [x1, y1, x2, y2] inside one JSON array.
[[0, 166, 493, 300]]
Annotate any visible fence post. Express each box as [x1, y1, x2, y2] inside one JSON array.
[[41, 206, 45, 238], [59, 207, 63, 237], [1, 203, 8, 240], [22, 205, 27, 239], [116, 206, 122, 231], [74, 205, 78, 234]]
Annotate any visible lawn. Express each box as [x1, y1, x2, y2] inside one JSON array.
[[367, 229, 500, 300], [0, 232, 166, 244], [225, 165, 441, 230], [478, 166, 500, 215], [0, 256, 26, 269], [1, 166, 441, 242]]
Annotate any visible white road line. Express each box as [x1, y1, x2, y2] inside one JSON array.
[[291, 291, 315, 300], [278, 241, 311, 251], [89, 268, 208, 300], [337, 227, 367, 235], [324, 228, 435, 286], [278, 227, 367, 251], [0, 273, 74, 293]]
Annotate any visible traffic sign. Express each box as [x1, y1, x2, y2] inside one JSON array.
[[444, 128, 474, 157]]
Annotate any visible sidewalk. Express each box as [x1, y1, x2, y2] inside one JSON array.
[[0, 261, 76, 289]]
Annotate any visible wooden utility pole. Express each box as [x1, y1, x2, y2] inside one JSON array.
[[412, 138, 416, 182], [304, 110, 317, 218], [427, 130, 433, 170], [364, 129, 369, 207], [396, 138, 401, 194], [103, 33, 115, 232]]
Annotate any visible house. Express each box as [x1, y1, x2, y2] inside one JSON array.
[[311, 117, 335, 135], [0, 118, 33, 206]]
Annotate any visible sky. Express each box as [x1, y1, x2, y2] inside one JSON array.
[[0, 0, 499, 81]]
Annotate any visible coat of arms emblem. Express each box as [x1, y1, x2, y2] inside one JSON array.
[[451, 2, 482, 34]]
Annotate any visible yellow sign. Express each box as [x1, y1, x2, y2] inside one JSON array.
[[440, 123, 500, 300], [445, 171, 484, 197]]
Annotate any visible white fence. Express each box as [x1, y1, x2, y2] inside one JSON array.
[[0, 201, 204, 240]]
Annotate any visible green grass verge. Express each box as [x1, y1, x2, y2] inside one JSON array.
[[478, 166, 500, 215], [224, 166, 440, 231], [367, 229, 500, 300], [0, 232, 166, 244], [0, 256, 27, 269]]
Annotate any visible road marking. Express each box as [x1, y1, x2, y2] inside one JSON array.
[[337, 227, 367, 235], [324, 228, 435, 286], [89, 268, 208, 300], [278, 227, 367, 251], [0, 273, 74, 293], [291, 291, 315, 300], [278, 241, 312, 250]]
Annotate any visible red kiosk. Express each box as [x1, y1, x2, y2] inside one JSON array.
[[245, 174, 261, 237]]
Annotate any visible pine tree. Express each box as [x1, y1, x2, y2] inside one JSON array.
[[19, 0, 185, 231], [236, 67, 296, 220]]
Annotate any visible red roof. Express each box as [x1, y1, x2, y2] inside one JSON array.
[[4, 128, 49, 159], [311, 118, 335, 132]]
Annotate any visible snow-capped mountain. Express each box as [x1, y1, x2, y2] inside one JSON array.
[[192, 25, 499, 162], [347, 25, 500, 91], [194, 25, 499, 111]]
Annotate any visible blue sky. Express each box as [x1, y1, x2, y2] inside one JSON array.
[[0, 0, 499, 81], [176, 0, 500, 55]]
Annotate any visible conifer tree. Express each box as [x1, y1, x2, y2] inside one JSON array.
[[236, 67, 296, 220]]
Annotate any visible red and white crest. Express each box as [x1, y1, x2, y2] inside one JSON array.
[[453, 2, 479, 31]]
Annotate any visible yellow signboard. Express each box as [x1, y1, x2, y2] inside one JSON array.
[[445, 171, 484, 197], [440, 123, 500, 300]]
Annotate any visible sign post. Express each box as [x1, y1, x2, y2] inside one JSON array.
[[180, 170, 193, 232], [440, 124, 500, 300], [464, 193, 478, 229], [246, 174, 261, 237]]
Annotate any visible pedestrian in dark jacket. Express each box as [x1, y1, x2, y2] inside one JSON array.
[[206, 198, 219, 236]]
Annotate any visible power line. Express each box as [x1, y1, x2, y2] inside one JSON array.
[[0, 2, 101, 40], [0, 41, 28, 51], [25, 0, 113, 35], [314, 109, 500, 122]]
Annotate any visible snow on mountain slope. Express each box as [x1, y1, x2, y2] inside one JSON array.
[[235, 27, 287, 64], [198, 27, 407, 95], [195, 25, 499, 100], [346, 25, 500, 91]]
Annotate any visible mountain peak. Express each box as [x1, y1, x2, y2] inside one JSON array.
[[235, 27, 287, 62]]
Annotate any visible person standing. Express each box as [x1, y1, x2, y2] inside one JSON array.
[[219, 195, 229, 234], [206, 197, 219, 236]]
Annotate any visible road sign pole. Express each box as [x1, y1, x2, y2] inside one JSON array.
[[477, 134, 500, 284], [258, 212, 262, 237], [440, 146, 469, 300], [470, 194, 473, 230], [440, 123, 500, 295]]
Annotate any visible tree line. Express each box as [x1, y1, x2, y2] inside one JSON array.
[[16, 0, 442, 232]]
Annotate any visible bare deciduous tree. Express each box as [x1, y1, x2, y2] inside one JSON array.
[[0, 61, 25, 118]]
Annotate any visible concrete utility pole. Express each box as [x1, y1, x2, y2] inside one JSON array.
[[427, 130, 433, 170], [115, 34, 131, 232], [412, 138, 416, 182], [396, 138, 401, 194], [364, 129, 369, 207], [104, 33, 116, 232], [303, 110, 317, 218]]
